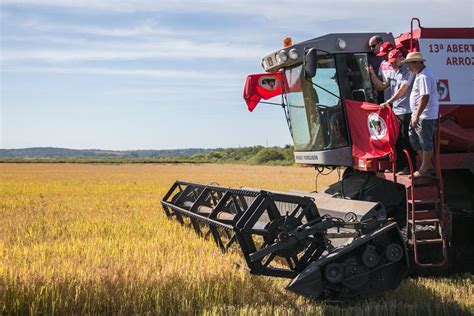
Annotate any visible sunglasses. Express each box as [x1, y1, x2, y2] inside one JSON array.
[[369, 43, 379, 49]]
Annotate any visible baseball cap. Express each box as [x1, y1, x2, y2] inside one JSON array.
[[376, 42, 394, 57], [387, 49, 402, 63]]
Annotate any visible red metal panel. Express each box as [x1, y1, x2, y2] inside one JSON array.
[[440, 106, 474, 128], [440, 152, 474, 170], [419, 28, 474, 39], [396, 27, 474, 42]]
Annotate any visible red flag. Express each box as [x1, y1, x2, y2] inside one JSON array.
[[344, 99, 399, 161], [243, 72, 282, 112]]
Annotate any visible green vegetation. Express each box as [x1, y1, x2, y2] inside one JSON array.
[[0, 146, 296, 165], [190, 145, 294, 165]]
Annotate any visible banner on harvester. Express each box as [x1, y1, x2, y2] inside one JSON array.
[[418, 37, 474, 105], [344, 99, 399, 161], [243, 72, 282, 112]]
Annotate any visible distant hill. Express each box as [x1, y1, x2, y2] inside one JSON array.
[[0, 147, 212, 158]]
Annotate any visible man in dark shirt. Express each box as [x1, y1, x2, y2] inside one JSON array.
[[368, 36, 384, 73], [368, 35, 385, 103]]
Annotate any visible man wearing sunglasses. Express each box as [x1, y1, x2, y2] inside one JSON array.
[[368, 36, 384, 70], [369, 42, 395, 103], [368, 36, 385, 103]]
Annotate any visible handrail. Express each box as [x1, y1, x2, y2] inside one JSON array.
[[411, 117, 448, 267], [435, 117, 445, 212], [402, 148, 417, 263], [410, 18, 422, 52], [434, 117, 448, 267]]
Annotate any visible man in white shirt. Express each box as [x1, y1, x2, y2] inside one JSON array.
[[404, 52, 440, 177], [369, 49, 416, 174]]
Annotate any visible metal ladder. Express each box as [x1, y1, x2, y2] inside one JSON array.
[[404, 119, 448, 267]]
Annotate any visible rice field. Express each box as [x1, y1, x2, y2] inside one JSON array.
[[1, 163, 472, 315]]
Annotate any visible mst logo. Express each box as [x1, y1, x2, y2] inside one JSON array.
[[258, 76, 279, 91], [437, 79, 451, 102], [367, 113, 387, 140]]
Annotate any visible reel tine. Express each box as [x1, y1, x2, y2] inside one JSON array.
[[161, 181, 327, 279]]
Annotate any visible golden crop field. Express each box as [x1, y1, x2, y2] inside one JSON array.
[[1, 163, 472, 315]]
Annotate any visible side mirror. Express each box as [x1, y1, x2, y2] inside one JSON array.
[[304, 48, 317, 79]]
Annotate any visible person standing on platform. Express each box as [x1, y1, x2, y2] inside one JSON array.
[[404, 52, 440, 177]]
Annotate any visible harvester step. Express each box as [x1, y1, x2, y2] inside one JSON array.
[[408, 219, 440, 224], [406, 186, 439, 204], [407, 198, 440, 204], [415, 238, 444, 245], [378, 173, 438, 187], [408, 210, 439, 220], [414, 229, 440, 240]]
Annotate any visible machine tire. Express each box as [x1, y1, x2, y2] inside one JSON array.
[[325, 263, 344, 284], [342, 257, 369, 290]]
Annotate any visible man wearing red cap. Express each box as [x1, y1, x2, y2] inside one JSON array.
[[379, 49, 416, 174]]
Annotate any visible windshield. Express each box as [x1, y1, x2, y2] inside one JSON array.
[[283, 55, 349, 152]]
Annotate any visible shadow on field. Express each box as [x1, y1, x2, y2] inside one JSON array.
[[202, 276, 472, 316], [320, 277, 471, 316]]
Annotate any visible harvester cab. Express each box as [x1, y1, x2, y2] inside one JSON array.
[[249, 19, 473, 173], [257, 32, 395, 168], [161, 19, 473, 301]]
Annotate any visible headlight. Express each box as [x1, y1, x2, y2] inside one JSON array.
[[289, 48, 299, 60], [278, 50, 288, 62], [336, 38, 347, 50], [275, 53, 282, 63]]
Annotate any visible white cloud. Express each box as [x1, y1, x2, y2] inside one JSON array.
[[8, 17, 177, 38], [3, 1, 471, 65], [1, 12, 272, 64], [1, 13, 275, 45], [1, 0, 472, 29]]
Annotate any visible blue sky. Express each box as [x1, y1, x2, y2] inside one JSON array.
[[1, 1, 472, 150]]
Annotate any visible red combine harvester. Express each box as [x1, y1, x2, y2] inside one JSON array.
[[161, 19, 473, 300]]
